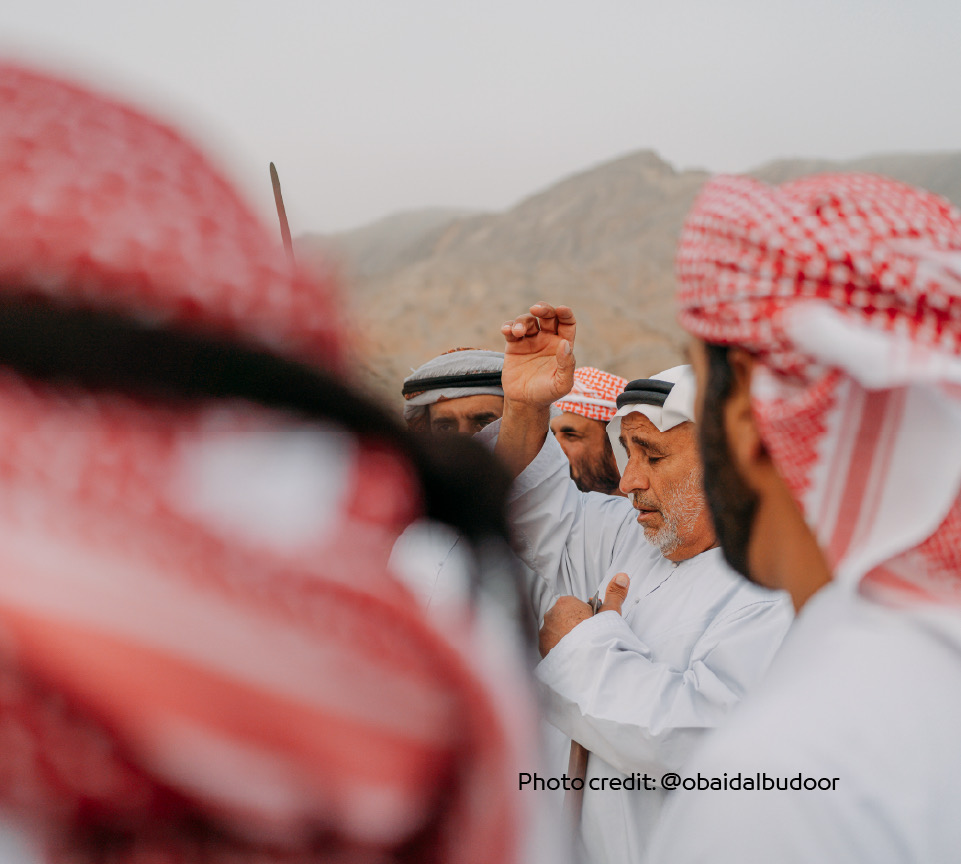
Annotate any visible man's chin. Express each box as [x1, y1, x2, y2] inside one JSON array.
[[640, 519, 663, 541], [644, 524, 681, 556], [572, 457, 622, 496]]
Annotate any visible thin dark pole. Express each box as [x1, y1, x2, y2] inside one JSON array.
[[269, 162, 295, 264]]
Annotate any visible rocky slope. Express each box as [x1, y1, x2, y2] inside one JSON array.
[[297, 149, 961, 406]]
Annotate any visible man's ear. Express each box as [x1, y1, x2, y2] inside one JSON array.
[[724, 349, 769, 486]]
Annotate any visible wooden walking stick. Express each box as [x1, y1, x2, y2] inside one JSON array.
[[565, 741, 590, 823], [563, 589, 601, 824], [269, 162, 295, 265]]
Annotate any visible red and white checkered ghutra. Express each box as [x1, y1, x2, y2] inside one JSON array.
[[554, 367, 628, 423], [0, 62, 525, 864], [677, 172, 961, 607]]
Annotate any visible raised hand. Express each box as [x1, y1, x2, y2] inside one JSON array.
[[500, 302, 577, 408]]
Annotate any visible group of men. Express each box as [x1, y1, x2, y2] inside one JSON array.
[[2, 58, 961, 864], [402, 325, 793, 864], [402, 178, 961, 863]]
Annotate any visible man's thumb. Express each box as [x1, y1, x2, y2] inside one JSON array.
[[553, 338, 575, 394], [598, 573, 630, 615]]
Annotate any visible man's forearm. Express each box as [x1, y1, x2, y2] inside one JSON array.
[[494, 398, 551, 478]]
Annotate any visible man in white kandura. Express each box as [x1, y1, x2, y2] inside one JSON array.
[[482, 302, 793, 864], [394, 347, 509, 609], [646, 172, 961, 864]]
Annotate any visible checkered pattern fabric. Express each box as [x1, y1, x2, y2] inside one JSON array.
[[0, 64, 344, 371], [0, 63, 522, 864], [554, 366, 628, 423], [678, 173, 961, 379], [677, 173, 961, 606]]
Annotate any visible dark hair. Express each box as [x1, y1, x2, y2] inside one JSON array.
[[702, 342, 736, 409], [698, 342, 760, 581]]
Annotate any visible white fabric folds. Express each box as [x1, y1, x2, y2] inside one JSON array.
[[606, 365, 696, 474], [402, 349, 504, 426]]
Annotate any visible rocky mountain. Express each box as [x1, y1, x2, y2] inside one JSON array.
[[299, 207, 478, 281], [297, 149, 961, 406]]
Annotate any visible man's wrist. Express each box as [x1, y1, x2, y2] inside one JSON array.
[[495, 398, 551, 478], [502, 397, 551, 425]]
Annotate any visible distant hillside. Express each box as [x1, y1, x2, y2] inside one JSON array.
[[297, 150, 961, 405], [298, 207, 478, 280]]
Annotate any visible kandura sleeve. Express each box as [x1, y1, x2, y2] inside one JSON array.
[[534, 598, 793, 775], [477, 420, 639, 622]]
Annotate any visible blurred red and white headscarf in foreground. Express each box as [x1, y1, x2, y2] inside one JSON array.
[[553, 367, 627, 424], [0, 63, 529, 864], [677, 173, 961, 607]]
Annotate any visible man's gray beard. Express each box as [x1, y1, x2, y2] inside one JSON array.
[[637, 468, 706, 556]]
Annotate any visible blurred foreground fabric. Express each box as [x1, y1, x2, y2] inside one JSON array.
[[0, 63, 532, 864]]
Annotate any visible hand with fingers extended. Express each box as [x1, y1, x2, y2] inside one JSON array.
[[500, 302, 577, 408]]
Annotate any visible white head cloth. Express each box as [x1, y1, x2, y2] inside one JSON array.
[[606, 365, 696, 474], [402, 349, 504, 426]]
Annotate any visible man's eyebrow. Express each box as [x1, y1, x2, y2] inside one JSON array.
[[469, 412, 500, 423], [630, 435, 668, 456], [556, 424, 581, 435]]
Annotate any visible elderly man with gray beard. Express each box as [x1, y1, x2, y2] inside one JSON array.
[[480, 302, 793, 864]]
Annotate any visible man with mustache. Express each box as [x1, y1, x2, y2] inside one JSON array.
[[485, 303, 793, 864], [646, 173, 961, 863]]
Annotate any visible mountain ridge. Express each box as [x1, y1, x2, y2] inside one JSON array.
[[297, 149, 961, 404]]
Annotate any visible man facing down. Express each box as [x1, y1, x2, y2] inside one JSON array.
[[647, 173, 961, 863], [551, 366, 627, 495], [487, 303, 793, 863]]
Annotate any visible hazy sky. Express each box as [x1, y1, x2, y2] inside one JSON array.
[[3, 1, 959, 234]]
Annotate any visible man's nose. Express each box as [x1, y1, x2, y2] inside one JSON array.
[[619, 457, 650, 496]]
